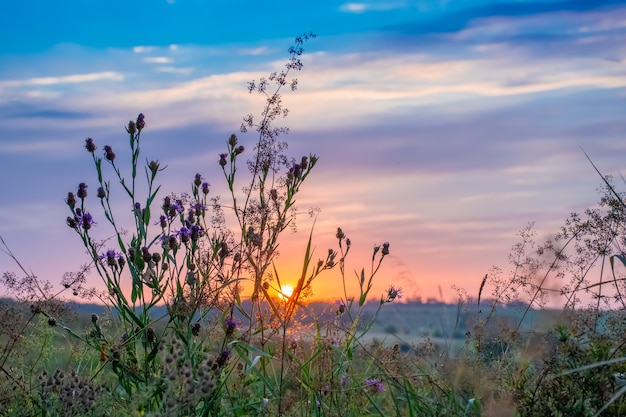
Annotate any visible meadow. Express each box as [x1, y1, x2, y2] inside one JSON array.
[[2, 33, 626, 416]]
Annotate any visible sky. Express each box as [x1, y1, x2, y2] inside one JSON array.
[[0, 0, 625, 306]]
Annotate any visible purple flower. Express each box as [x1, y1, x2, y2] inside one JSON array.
[[136, 113, 146, 131], [171, 200, 184, 214], [365, 378, 385, 392], [85, 138, 96, 153], [225, 318, 239, 335], [97, 186, 106, 199], [176, 227, 191, 243], [103, 145, 116, 162], [201, 182, 210, 195], [160, 234, 179, 251], [77, 212, 95, 230], [386, 286, 402, 303], [382, 242, 390, 256], [77, 183, 88, 199], [156, 215, 168, 228], [194, 173, 202, 187], [190, 224, 203, 241], [190, 202, 205, 216], [219, 153, 227, 167], [99, 249, 122, 267], [217, 349, 231, 367]]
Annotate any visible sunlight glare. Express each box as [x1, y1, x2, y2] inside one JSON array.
[[278, 285, 294, 300]]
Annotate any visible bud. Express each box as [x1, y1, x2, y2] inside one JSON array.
[[66, 192, 77, 209], [84, 138, 97, 153], [103, 145, 116, 162], [126, 121, 136, 135], [136, 113, 146, 131], [77, 183, 88, 199], [228, 134, 238, 147]]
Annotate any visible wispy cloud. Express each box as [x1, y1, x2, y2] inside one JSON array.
[[0, 72, 124, 89], [339, 1, 405, 13], [143, 56, 174, 64]]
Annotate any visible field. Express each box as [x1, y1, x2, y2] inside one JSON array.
[[2, 34, 626, 416]]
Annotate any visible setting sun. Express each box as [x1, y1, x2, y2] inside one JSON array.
[[278, 285, 294, 300]]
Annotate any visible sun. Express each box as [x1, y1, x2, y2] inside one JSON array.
[[278, 285, 294, 300]]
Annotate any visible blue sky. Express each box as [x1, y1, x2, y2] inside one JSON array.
[[1, 0, 625, 304]]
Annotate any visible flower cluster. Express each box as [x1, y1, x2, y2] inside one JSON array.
[[365, 378, 385, 392], [99, 249, 124, 269]]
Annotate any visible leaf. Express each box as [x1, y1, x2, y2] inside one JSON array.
[[611, 254, 626, 270]]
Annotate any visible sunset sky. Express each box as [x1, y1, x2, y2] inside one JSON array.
[[0, 0, 625, 305]]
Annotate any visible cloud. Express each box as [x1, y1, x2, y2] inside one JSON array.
[[133, 46, 156, 53], [143, 56, 174, 64], [0, 72, 124, 89], [339, 1, 406, 13]]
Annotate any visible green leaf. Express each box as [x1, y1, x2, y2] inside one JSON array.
[[611, 254, 626, 270]]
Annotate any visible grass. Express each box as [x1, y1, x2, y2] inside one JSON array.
[[2, 33, 626, 416]]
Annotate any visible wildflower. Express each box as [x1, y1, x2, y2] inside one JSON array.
[[341, 374, 349, 386], [381, 242, 390, 256], [217, 349, 231, 367], [225, 317, 239, 336], [103, 145, 115, 162], [161, 234, 178, 251], [201, 182, 210, 195], [290, 162, 302, 178], [194, 173, 202, 187], [365, 378, 385, 392], [78, 212, 95, 230], [66, 216, 78, 228], [171, 199, 184, 215], [192, 322, 201, 336], [97, 186, 106, 199], [219, 153, 228, 167], [186, 271, 197, 286], [177, 227, 191, 243], [385, 285, 402, 303], [136, 113, 145, 131], [162, 196, 171, 212], [141, 247, 152, 262], [126, 120, 136, 135], [66, 192, 77, 210], [148, 160, 160, 176], [190, 224, 202, 241], [99, 249, 122, 267], [336, 228, 345, 240], [301, 155, 308, 170], [235, 145, 244, 155], [77, 183, 88, 199], [157, 215, 168, 228], [84, 137, 96, 153], [133, 202, 141, 215], [151, 252, 161, 263], [228, 134, 238, 147]]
